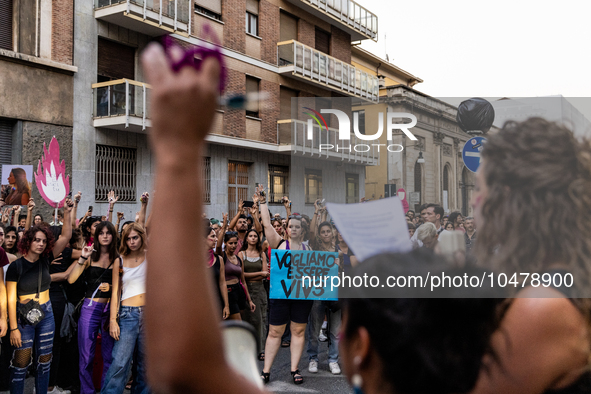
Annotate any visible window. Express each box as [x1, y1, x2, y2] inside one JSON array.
[[95, 145, 137, 202], [203, 157, 211, 204], [245, 76, 260, 118], [315, 27, 330, 54], [280, 11, 297, 42], [228, 161, 250, 218], [0, 119, 14, 165], [346, 174, 359, 204], [245, 0, 259, 36], [246, 12, 258, 36], [353, 110, 366, 134], [305, 169, 322, 204], [98, 38, 135, 81], [0, 0, 13, 50], [195, 4, 221, 21], [195, 0, 221, 17], [268, 165, 289, 204]]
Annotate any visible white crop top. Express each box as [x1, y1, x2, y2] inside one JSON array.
[[121, 259, 147, 301]]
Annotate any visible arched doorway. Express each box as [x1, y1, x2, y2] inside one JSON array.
[[414, 161, 422, 213]]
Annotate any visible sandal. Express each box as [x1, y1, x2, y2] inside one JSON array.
[[261, 371, 270, 384], [258, 352, 265, 361], [291, 369, 303, 385]]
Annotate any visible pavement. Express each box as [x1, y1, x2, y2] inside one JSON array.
[[20, 337, 351, 394], [260, 341, 352, 394]]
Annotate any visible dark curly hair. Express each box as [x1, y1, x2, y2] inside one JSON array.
[[476, 117, 591, 298], [18, 225, 56, 258], [342, 250, 503, 393]]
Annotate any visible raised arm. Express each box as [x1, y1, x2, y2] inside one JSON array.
[[107, 191, 119, 223], [250, 204, 262, 235], [309, 199, 320, 240], [215, 216, 228, 256], [282, 196, 291, 218], [142, 44, 262, 394], [67, 245, 93, 284], [25, 198, 34, 229], [52, 199, 74, 258], [12, 206, 20, 227], [72, 191, 81, 228], [228, 200, 243, 230], [1, 208, 9, 226], [256, 186, 281, 249], [0, 274, 7, 337], [138, 192, 149, 228]]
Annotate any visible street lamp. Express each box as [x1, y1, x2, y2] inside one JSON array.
[[417, 151, 425, 164]]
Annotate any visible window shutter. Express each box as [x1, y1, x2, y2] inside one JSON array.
[[196, 0, 221, 15], [246, 0, 258, 15], [315, 27, 330, 54], [280, 12, 297, 42], [0, 0, 13, 50], [97, 38, 135, 80], [0, 119, 14, 165]]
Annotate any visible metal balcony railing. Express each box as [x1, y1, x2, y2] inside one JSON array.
[[92, 79, 151, 131], [277, 40, 379, 102], [277, 119, 378, 165], [297, 0, 377, 41], [94, 0, 190, 35]]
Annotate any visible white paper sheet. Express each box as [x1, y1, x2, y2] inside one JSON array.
[[326, 197, 412, 262]]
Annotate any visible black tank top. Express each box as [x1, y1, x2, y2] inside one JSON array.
[[84, 265, 113, 298]]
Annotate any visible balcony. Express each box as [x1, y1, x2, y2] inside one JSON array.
[[277, 119, 378, 166], [92, 79, 151, 133], [278, 40, 379, 103], [285, 0, 377, 41], [94, 0, 190, 37]]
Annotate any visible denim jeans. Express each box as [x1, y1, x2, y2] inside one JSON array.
[[306, 300, 341, 364], [10, 300, 55, 394], [78, 299, 114, 394], [101, 306, 150, 394]]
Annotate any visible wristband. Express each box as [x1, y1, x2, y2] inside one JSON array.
[[10, 328, 18, 332]]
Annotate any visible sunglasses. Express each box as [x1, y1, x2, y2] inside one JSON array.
[[289, 214, 302, 220]]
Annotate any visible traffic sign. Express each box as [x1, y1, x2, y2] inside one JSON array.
[[462, 136, 486, 173]]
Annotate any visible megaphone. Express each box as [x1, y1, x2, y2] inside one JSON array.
[[222, 320, 263, 388]]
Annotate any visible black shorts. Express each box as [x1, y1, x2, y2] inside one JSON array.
[[268, 299, 314, 326], [227, 283, 247, 315]]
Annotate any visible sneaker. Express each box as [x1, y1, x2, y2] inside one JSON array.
[[329, 362, 341, 375], [308, 360, 318, 373], [318, 329, 327, 342], [47, 387, 71, 394]]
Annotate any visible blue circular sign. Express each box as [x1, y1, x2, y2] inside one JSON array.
[[462, 137, 486, 173]]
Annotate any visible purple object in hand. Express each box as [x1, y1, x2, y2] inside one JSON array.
[[160, 26, 226, 93]]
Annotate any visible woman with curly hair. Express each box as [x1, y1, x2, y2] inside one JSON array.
[[65, 221, 119, 394], [471, 118, 591, 393], [5, 199, 73, 394], [4, 168, 31, 206]]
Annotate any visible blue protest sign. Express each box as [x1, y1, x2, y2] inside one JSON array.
[[269, 249, 339, 301], [462, 137, 487, 173]]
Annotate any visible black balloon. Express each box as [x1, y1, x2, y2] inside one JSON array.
[[456, 98, 495, 133]]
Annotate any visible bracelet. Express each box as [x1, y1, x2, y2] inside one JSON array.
[[10, 328, 18, 332], [109, 210, 113, 213]]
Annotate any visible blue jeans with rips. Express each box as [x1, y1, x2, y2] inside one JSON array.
[[10, 300, 55, 394], [306, 300, 341, 364], [101, 306, 150, 394]]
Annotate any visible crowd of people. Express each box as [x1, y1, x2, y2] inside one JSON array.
[[0, 40, 591, 394], [0, 191, 150, 394]]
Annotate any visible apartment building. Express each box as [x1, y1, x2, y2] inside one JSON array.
[[0, 0, 381, 219], [0, 0, 77, 220]]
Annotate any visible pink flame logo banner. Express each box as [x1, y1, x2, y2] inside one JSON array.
[[34, 137, 70, 208]]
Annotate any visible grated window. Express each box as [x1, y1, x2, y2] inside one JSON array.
[[95, 145, 137, 202]]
